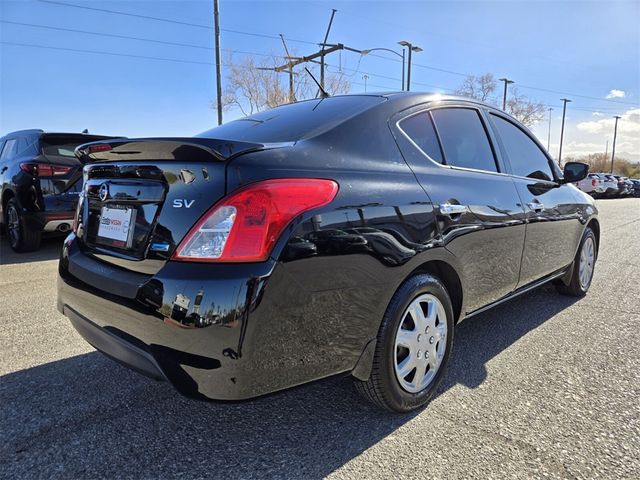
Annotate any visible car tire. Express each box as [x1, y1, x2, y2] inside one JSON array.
[[556, 227, 596, 297], [354, 273, 454, 413], [5, 198, 41, 253]]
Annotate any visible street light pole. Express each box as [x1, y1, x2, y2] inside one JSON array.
[[363, 74, 369, 92], [610, 115, 621, 174], [558, 98, 572, 167], [213, 0, 222, 125], [499, 77, 514, 111], [398, 41, 422, 91], [547, 107, 553, 151], [361, 47, 405, 91]]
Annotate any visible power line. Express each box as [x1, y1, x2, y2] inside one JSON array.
[[10, 7, 640, 109], [37, 0, 317, 46], [1, 20, 213, 50]]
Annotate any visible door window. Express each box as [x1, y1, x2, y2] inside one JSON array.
[[0, 139, 17, 160], [399, 112, 444, 163], [490, 114, 554, 181], [430, 108, 498, 172]]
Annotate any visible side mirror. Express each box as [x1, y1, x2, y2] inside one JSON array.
[[562, 162, 589, 184]]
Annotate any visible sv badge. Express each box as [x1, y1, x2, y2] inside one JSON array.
[[173, 199, 195, 208]]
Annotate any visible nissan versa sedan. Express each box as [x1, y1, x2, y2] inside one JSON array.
[[57, 93, 598, 413]]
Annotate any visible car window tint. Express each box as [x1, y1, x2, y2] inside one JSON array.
[[431, 108, 497, 172], [399, 112, 443, 163], [0, 139, 18, 160], [490, 114, 554, 181]]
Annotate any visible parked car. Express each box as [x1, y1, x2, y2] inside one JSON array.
[[0, 129, 117, 252], [575, 173, 601, 197], [594, 173, 619, 197], [631, 179, 640, 197], [57, 93, 598, 413], [622, 177, 635, 196]]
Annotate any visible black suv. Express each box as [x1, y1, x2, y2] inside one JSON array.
[[57, 94, 598, 412], [0, 130, 115, 252]]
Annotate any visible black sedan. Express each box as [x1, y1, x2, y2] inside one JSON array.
[[57, 93, 598, 412]]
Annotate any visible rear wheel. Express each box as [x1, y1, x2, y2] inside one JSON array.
[[556, 227, 596, 297], [5, 198, 41, 253], [354, 274, 454, 413]]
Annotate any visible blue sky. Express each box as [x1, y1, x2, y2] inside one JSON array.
[[1, 0, 639, 160]]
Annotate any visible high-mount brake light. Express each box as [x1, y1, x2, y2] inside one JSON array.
[[173, 178, 339, 263], [20, 162, 73, 177], [88, 144, 113, 154]]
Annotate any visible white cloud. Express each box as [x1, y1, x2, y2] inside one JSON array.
[[606, 89, 626, 99], [592, 112, 603, 117]]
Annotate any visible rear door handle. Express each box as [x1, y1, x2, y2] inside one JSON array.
[[440, 203, 468, 216], [527, 201, 545, 212]]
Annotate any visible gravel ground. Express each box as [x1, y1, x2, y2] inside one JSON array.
[[0, 198, 638, 479]]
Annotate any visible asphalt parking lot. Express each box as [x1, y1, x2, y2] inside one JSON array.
[[1, 198, 639, 479]]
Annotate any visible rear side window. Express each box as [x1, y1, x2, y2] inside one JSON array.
[[431, 108, 497, 172], [0, 139, 18, 160], [399, 112, 443, 163], [490, 114, 554, 181]]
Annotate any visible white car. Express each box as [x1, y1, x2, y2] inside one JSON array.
[[590, 173, 617, 197]]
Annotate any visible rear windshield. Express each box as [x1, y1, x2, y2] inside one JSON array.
[[41, 134, 112, 157], [197, 95, 385, 143]]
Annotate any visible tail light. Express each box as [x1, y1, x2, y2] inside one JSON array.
[[592, 179, 597, 187], [173, 178, 339, 263], [20, 162, 73, 177]]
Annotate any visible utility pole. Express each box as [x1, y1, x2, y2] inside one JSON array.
[[558, 98, 571, 167], [398, 41, 422, 91], [363, 74, 369, 92], [499, 78, 514, 111], [213, 0, 222, 125], [280, 34, 295, 103], [546, 107, 553, 151], [320, 9, 337, 92], [610, 115, 621, 174]]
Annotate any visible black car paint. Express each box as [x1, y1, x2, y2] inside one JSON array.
[[0, 130, 115, 235], [57, 93, 598, 401]]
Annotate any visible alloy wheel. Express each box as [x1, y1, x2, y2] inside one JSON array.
[[7, 205, 20, 247], [394, 293, 447, 393]]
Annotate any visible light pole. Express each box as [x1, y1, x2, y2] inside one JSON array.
[[499, 78, 514, 111], [546, 107, 553, 151], [213, 0, 222, 125], [398, 41, 422, 91], [361, 47, 405, 91], [558, 98, 571, 167], [363, 74, 369, 92], [610, 115, 621, 174]]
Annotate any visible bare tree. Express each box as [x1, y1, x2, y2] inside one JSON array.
[[454, 73, 497, 102], [214, 54, 350, 116], [454, 73, 545, 127]]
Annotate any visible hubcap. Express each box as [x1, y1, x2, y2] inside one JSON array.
[[578, 236, 595, 290], [394, 294, 447, 393], [7, 205, 20, 246]]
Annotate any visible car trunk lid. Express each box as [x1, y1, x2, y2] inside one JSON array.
[[74, 137, 265, 274]]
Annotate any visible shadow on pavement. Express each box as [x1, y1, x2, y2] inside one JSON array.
[[0, 236, 64, 266], [0, 284, 578, 478]]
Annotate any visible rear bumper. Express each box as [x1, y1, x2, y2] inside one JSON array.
[[57, 234, 371, 400]]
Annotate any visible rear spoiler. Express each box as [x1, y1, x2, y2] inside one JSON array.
[[74, 137, 267, 164]]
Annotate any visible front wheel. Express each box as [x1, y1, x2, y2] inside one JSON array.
[[556, 227, 597, 297], [354, 274, 454, 413]]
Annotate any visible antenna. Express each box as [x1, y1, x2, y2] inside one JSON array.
[[305, 67, 329, 98]]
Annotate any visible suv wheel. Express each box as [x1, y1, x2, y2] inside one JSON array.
[[354, 274, 454, 413], [556, 227, 596, 297], [5, 198, 41, 253]]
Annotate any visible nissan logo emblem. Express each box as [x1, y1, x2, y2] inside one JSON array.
[[99, 183, 109, 202]]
